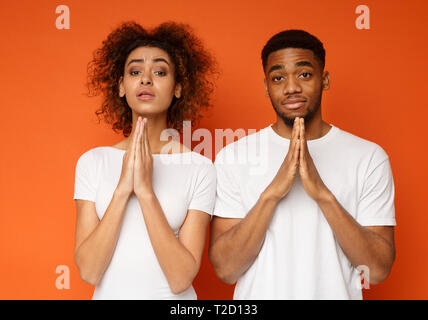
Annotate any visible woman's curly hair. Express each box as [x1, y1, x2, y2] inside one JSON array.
[[86, 21, 217, 136]]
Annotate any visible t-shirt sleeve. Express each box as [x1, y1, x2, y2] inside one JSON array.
[[213, 149, 247, 219], [188, 163, 217, 215], [73, 150, 97, 202], [356, 147, 396, 226]]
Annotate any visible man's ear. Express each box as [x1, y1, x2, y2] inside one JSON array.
[[175, 83, 182, 99], [118, 76, 126, 97], [264, 78, 269, 97], [322, 70, 330, 90]]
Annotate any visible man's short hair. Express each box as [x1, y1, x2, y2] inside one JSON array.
[[261, 29, 326, 71]]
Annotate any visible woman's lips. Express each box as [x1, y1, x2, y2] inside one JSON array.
[[137, 94, 155, 101]]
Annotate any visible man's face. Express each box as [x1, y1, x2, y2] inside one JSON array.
[[264, 48, 329, 128]]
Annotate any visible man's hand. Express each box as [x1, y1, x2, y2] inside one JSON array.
[[263, 117, 301, 202], [298, 118, 332, 202]]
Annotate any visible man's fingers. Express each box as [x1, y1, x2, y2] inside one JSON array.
[[292, 131, 300, 165], [299, 118, 306, 165], [300, 118, 305, 152], [291, 117, 300, 141], [288, 117, 300, 157]]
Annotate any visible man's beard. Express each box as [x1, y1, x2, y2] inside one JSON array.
[[270, 92, 322, 128]]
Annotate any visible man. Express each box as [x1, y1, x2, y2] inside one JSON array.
[[209, 30, 396, 299]]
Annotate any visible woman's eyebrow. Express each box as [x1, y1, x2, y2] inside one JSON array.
[[152, 57, 170, 65], [127, 57, 170, 67]]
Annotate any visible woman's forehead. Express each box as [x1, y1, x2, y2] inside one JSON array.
[[126, 46, 172, 64]]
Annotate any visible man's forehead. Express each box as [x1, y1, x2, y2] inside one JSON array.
[[266, 48, 318, 68]]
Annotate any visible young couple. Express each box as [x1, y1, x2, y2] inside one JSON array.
[[73, 21, 396, 300]]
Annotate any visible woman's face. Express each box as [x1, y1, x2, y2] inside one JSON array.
[[119, 46, 181, 118]]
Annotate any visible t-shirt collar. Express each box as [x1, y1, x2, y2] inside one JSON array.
[[267, 123, 338, 145]]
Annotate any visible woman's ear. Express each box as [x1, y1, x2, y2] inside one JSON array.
[[175, 83, 182, 99], [119, 76, 125, 97]]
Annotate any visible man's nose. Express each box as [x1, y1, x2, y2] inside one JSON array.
[[284, 78, 302, 94]]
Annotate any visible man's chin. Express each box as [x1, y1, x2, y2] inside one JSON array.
[[277, 113, 304, 128]]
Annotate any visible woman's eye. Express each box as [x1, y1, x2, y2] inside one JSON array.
[[129, 70, 166, 76]]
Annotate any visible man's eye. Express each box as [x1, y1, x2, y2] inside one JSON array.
[[272, 76, 284, 82], [300, 72, 312, 79]]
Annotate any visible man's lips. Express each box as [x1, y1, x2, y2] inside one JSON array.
[[282, 99, 306, 110]]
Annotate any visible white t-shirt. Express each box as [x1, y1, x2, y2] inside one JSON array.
[[73, 147, 216, 300], [213, 124, 396, 300]]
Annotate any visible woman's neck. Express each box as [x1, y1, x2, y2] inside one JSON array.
[[116, 112, 185, 154]]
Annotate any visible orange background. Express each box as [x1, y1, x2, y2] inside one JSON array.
[[0, 0, 427, 299]]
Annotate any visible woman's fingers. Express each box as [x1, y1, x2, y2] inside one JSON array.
[[135, 117, 142, 164], [131, 117, 140, 146], [140, 118, 150, 156], [118, 117, 140, 196], [130, 117, 141, 158]]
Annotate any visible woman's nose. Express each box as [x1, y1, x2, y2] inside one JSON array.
[[140, 70, 152, 85]]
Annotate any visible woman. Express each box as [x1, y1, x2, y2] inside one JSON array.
[[73, 21, 217, 299]]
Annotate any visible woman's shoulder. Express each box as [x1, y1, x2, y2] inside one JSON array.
[[76, 145, 121, 164]]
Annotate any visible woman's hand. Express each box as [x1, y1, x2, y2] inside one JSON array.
[[134, 117, 154, 198], [116, 117, 140, 197]]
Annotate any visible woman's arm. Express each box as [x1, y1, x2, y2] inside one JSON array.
[[74, 189, 130, 286], [138, 193, 211, 294]]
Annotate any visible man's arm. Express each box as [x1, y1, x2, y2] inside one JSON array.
[[209, 193, 280, 284], [317, 193, 395, 284], [297, 118, 395, 285]]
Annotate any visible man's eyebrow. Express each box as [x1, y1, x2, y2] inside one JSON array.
[[268, 64, 284, 74], [127, 57, 170, 67], [295, 61, 314, 68]]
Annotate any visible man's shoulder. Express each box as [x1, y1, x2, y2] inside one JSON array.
[[332, 125, 390, 162]]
